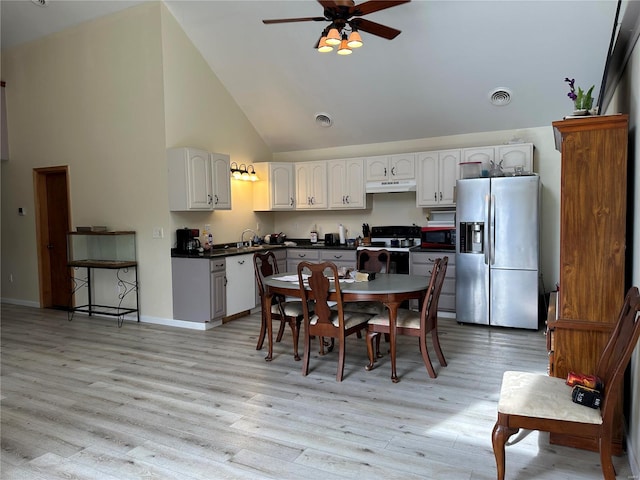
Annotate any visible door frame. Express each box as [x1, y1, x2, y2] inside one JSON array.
[[33, 165, 72, 308]]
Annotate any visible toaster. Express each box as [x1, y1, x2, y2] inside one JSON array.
[[324, 233, 340, 246]]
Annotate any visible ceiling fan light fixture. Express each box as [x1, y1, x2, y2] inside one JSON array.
[[337, 34, 352, 55], [347, 31, 363, 48], [317, 36, 333, 53], [325, 27, 341, 46]]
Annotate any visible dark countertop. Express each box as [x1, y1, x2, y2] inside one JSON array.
[[171, 241, 457, 259], [171, 239, 358, 259]]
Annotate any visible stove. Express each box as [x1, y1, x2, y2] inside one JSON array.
[[358, 225, 421, 252], [357, 225, 421, 274]]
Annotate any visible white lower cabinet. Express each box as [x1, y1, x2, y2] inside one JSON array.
[[226, 254, 256, 317], [172, 257, 226, 324], [410, 252, 456, 312]]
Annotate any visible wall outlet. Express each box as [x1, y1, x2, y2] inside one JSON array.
[[204, 224, 211, 233], [152, 227, 164, 239]]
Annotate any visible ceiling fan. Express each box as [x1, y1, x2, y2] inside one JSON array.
[[262, 0, 411, 53]]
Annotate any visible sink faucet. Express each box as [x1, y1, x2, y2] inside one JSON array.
[[241, 229, 257, 246]]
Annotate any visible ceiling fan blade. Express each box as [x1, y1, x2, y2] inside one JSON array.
[[353, 18, 401, 40], [263, 17, 326, 24], [317, 0, 339, 10], [353, 0, 410, 17]]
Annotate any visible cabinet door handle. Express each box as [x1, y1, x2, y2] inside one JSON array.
[[224, 276, 228, 286], [391, 166, 396, 176], [214, 194, 219, 204], [434, 192, 437, 201], [290, 197, 294, 206], [299, 254, 306, 258], [238, 260, 245, 265], [384, 167, 387, 177], [440, 192, 443, 200], [345, 195, 350, 204], [333, 255, 343, 259], [208, 194, 213, 205]]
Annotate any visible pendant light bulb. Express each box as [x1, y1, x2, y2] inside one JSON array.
[[325, 27, 341, 46]]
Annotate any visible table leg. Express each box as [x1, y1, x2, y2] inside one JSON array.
[[385, 301, 400, 383], [265, 292, 274, 362]]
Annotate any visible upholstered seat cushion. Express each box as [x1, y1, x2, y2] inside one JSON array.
[[343, 301, 386, 315], [310, 310, 371, 330], [498, 371, 602, 424], [271, 301, 311, 317], [368, 308, 420, 329]]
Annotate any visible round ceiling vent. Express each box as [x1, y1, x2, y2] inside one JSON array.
[[315, 112, 332, 128], [31, 0, 49, 6], [489, 88, 512, 106]]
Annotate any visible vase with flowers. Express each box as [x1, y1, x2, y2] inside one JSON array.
[[565, 77, 594, 115]]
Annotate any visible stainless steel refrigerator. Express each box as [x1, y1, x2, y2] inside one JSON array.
[[455, 175, 540, 329]]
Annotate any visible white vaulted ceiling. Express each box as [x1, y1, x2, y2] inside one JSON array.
[[1, 0, 631, 153]]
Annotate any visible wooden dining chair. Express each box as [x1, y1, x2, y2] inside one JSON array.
[[297, 261, 372, 382], [364, 256, 448, 379], [254, 251, 308, 361], [492, 286, 640, 480], [343, 249, 392, 316]]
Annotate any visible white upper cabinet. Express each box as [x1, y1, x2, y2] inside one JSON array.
[[416, 149, 460, 207], [168, 147, 232, 211], [210, 153, 231, 210], [296, 161, 328, 209], [496, 144, 533, 174], [462, 143, 533, 176], [365, 154, 415, 181], [327, 158, 367, 209], [253, 162, 295, 211]]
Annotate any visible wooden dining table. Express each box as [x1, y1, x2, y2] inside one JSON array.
[[262, 272, 430, 383]]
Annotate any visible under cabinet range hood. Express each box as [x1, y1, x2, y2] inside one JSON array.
[[365, 179, 417, 193]]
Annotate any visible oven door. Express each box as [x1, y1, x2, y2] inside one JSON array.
[[389, 251, 410, 274]]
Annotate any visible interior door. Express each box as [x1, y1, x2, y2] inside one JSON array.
[[34, 166, 72, 309]]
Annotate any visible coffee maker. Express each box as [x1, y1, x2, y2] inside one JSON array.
[[176, 228, 200, 253]]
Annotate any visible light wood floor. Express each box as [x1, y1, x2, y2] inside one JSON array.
[[1, 303, 633, 479]]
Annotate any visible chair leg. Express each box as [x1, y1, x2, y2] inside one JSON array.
[[375, 333, 383, 358], [276, 320, 286, 342], [431, 327, 447, 367], [336, 338, 346, 382], [365, 331, 379, 371], [418, 337, 437, 378], [599, 435, 617, 480], [256, 310, 266, 351], [491, 417, 518, 480], [302, 330, 311, 376], [290, 319, 301, 361]]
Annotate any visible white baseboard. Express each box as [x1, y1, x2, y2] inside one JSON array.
[[1, 297, 40, 308]]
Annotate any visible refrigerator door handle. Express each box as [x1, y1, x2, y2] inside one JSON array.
[[490, 193, 496, 265], [484, 193, 490, 265]]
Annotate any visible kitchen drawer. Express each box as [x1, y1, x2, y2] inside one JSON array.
[[320, 249, 357, 270], [287, 249, 320, 272]]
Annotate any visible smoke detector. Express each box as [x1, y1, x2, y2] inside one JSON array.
[[315, 112, 332, 128], [31, 0, 49, 6], [489, 88, 512, 106]]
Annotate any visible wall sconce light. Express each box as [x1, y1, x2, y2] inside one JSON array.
[[230, 162, 259, 181]]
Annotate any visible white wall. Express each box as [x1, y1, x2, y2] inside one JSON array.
[[0, 3, 273, 321]]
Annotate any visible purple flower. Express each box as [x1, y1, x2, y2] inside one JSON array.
[[565, 77, 577, 102]]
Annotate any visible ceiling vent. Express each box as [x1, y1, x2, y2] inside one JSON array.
[[315, 112, 332, 128], [489, 88, 512, 106], [31, 0, 49, 6]]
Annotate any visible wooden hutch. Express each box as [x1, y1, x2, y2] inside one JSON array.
[[548, 114, 629, 453]]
